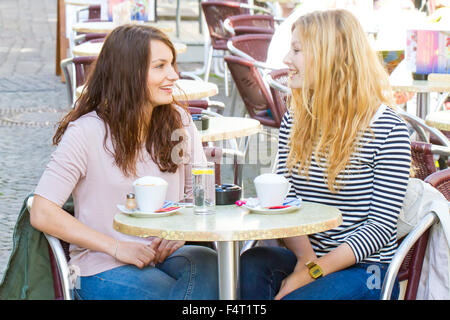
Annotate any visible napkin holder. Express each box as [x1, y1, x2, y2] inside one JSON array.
[[215, 184, 242, 205]]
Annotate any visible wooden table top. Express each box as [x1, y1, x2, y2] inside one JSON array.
[[72, 20, 173, 34], [72, 41, 187, 56], [113, 202, 342, 241], [425, 110, 450, 131]]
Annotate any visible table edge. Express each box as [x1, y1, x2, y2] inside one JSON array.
[[113, 208, 343, 241]]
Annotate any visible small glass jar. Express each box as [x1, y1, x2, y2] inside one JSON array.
[[125, 193, 137, 210]]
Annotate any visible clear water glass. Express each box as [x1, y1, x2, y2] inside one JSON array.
[[192, 162, 215, 214]]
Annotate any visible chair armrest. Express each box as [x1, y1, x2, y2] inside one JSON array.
[[399, 110, 450, 147], [264, 72, 290, 93], [179, 71, 203, 81], [431, 145, 450, 157], [380, 212, 437, 300], [44, 234, 73, 300], [26, 196, 73, 300], [227, 40, 254, 61], [223, 18, 235, 36], [60, 58, 75, 107], [207, 100, 225, 110]]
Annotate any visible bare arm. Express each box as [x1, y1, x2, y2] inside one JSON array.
[[283, 235, 317, 264], [275, 237, 356, 300], [30, 195, 157, 269]]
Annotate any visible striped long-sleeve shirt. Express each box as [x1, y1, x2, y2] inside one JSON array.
[[276, 105, 411, 263]]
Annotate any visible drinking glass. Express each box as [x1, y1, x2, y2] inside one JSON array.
[[192, 162, 215, 214]]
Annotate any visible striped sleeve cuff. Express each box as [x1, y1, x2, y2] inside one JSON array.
[[343, 222, 393, 263]]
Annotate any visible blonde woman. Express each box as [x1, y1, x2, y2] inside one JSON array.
[[240, 9, 411, 300]]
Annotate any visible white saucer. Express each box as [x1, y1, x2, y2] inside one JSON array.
[[243, 204, 301, 214], [116, 204, 181, 218]]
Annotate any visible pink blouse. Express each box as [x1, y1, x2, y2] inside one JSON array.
[[34, 106, 206, 276]]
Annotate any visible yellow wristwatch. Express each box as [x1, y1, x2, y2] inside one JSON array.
[[305, 261, 323, 279]]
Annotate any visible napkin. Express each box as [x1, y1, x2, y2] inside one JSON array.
[[236, 197, 302, 208]]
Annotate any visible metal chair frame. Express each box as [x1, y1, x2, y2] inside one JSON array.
[[60, 56, 97, 108], [223, 14, 279, 36], [26, 196, 73, 300], [200, 1, 275, 95], [398, 110, 450, 147], [381, 168, 450, 299]]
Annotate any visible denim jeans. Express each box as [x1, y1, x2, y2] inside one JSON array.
[[74, 245, 218, 300], [240, 246, 400, 300]]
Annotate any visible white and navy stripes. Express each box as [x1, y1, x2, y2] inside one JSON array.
[[277, 105, 411, 264]]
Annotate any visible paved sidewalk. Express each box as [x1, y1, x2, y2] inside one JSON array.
[[0, 0, 68, 280]]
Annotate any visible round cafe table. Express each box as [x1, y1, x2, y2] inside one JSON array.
[[76, 79, 218, 101], [199, 117, 261, 143], [73, 41, 187, 57], [425, 110, 450, 132], [72, 21, 173, 34], [390, 60, 450, 119], [113, 202, 342, 300]]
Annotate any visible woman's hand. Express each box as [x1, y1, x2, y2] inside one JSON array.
[[153, 238, 185, 264], [114, 240, 159, 269], [274, 268, 312, 300]]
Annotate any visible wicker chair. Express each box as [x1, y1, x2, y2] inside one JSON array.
[[200, 1, 273, 94], [60, 56, 97, 107], [224, 55, 286, 128], [381, 168, 450, 300], [227, 33, 273, 63], [223, 14, 276, 36], [411, 141, 438, 180]]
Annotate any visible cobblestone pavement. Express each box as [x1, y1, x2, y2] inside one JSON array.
[[0, 0, 277, 281], [0, 0, 70, 280]]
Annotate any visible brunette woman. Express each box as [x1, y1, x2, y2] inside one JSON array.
[[30, 25, 218, 300]]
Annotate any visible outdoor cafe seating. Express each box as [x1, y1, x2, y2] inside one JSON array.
[[1, 0, 450, 302]]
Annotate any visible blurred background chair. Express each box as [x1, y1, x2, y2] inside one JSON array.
[[224, 55, 285, 128], [60, 56, 97, 108], [399, 110, 450, 170], [73, 32, 107, 46], [227, 33, 273, 63], [381, 168, 450, 300], [75, 4, 101, 22], [200, 0, 274, 95], [223, 13, 276, 36], [265, 68, 290, 115]]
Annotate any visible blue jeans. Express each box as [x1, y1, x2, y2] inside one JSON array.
[[74, 245, 218, 300], [240, 246, 400, 300]]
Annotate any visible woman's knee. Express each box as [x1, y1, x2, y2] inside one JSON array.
[[177, 245, 217, 263], [241, 246, 272, 266]]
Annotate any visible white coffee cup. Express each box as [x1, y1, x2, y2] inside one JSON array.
[[254, 173, 291, 208], [133, 176, 168, 212]]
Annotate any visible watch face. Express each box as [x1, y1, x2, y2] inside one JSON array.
[[310, 266, 322, 278]]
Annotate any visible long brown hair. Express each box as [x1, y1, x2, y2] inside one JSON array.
[[287, 9, 394, 192], [54, 24, 188, 176]]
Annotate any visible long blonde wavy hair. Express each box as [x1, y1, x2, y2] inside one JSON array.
[[286, 9, 394, 193]]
